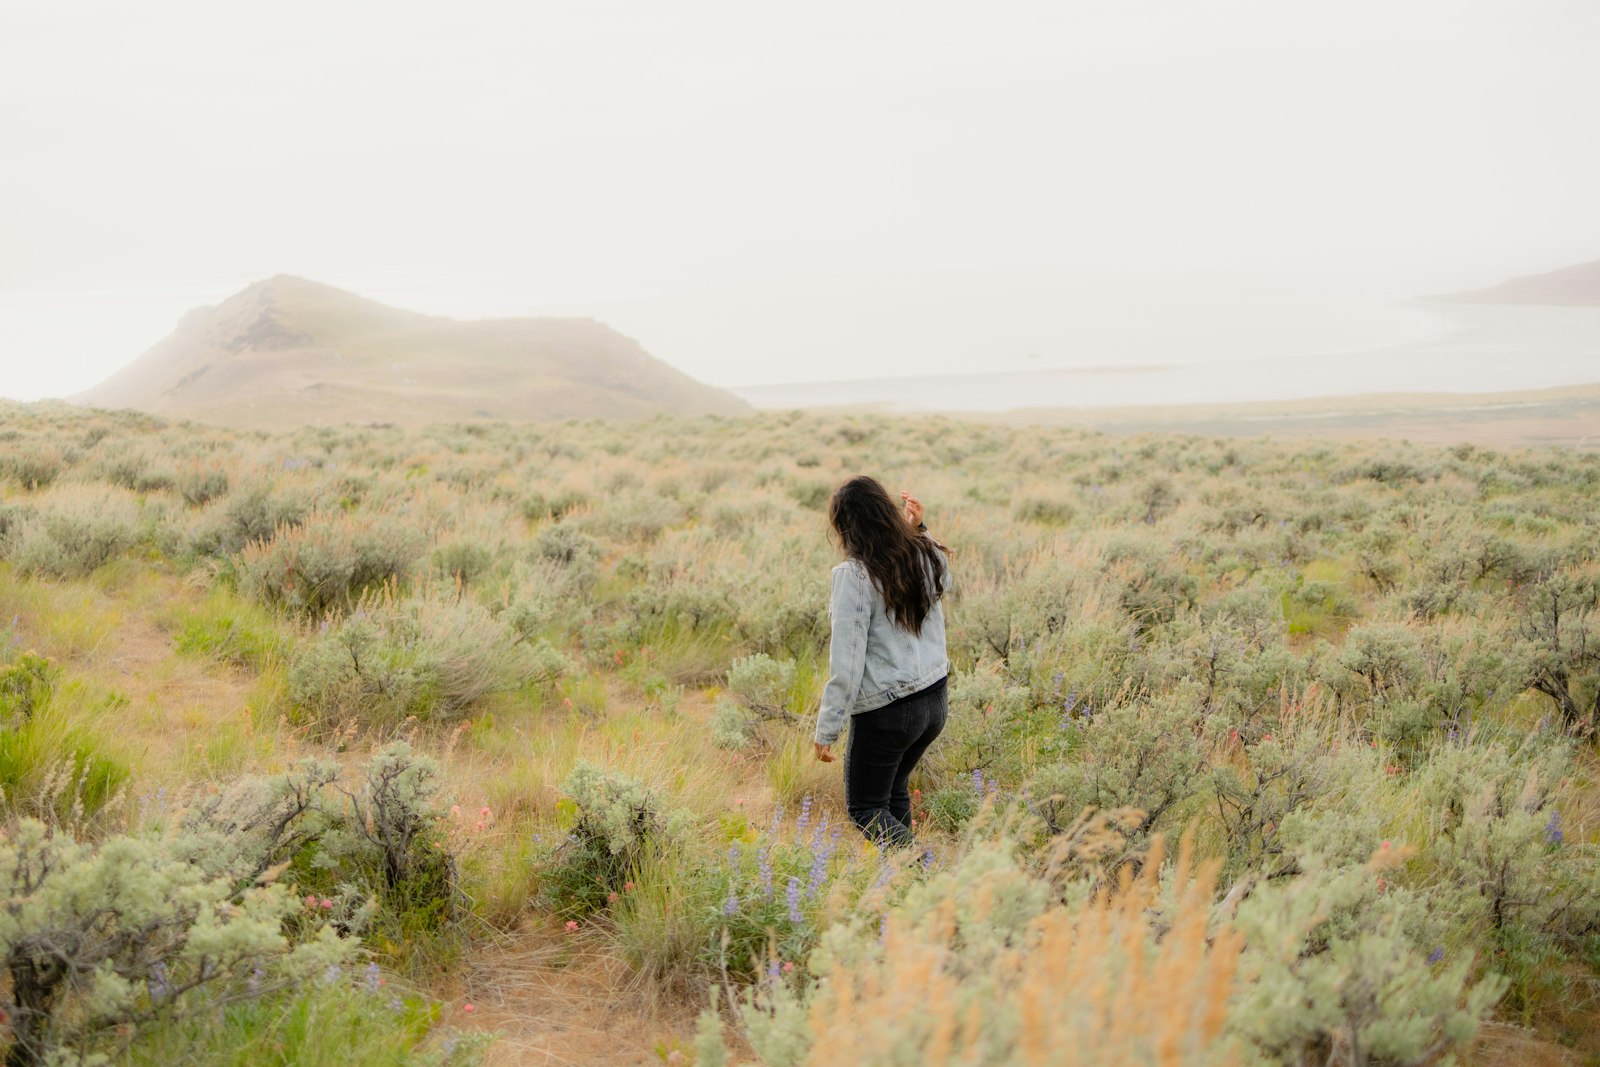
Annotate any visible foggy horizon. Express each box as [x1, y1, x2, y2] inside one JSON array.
[[4, 0, 1598, 404]]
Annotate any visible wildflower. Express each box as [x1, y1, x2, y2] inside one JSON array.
[[767, 959, 782, 984], [782, 961, 796, 974], [1427, 947, 1446, 965], [1545, 809, 1563, 845], [786, 876, 803, 923], [769, 802, 785, 835], [1380, 840, 1390, 850], [564, 920, 579, 932], [323, 963, 343, 985], [450, 805, 462, 818], [723, 889, 740, 916], [971, 768, 984, 795], [607, 891, 619, 904], [623, 880, 635, 892], [463, 1003, 476, 1014], [806, 852, 828, 897], [797, 794, 813, 834], [726, 842, 740, 866], [758, 846, 774, 897], [480, 806, 492, 819], [248, 965, 264, 995], [321, 897, 334, 909], [363, 962, 381, 993], [305, 894, 319, 908]]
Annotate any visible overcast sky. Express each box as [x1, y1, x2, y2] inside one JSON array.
[[2, 0, 1597, 401]]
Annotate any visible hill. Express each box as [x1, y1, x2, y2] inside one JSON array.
[[72, 276, 750, 427], [1433, 258, 1600, 306]]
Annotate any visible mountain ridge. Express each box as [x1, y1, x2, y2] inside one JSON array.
[[73, 276, 750, 427], [1431, 259, 1600, 307]]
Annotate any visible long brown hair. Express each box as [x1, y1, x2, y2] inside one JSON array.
[[828, 476, 946, 635]]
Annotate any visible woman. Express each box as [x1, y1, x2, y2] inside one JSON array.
[[813, 476, 949, 848]]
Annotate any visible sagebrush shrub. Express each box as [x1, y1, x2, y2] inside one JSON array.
[[542, 763, 689, 917], [236, 510, 423, 615], [0, 818, 354, 1066], [4, 490, 141, 578]]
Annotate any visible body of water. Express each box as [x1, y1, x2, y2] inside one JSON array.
[[731, 304, 1600, 412]]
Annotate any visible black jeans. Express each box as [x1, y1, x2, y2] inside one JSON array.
[[844, 675, 948, 849]]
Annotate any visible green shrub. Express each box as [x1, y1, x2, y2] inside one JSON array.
[[541, 763, 690, 918], [317, 743, 460, 950], [288, 587, 563, 729], [5, 492, 141, 578], [237, 510, 424, 615], [711, 653, 801, 751], [0, 817, 355, 1066], [177, 462, 230, 506]]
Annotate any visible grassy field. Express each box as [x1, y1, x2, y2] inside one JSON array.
[[0, 400, 1597, 1065]]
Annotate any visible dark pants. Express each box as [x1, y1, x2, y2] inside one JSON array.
[[844, 675, 948, 849]]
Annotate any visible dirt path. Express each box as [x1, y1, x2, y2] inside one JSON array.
[[445, 920, 702, 1066]]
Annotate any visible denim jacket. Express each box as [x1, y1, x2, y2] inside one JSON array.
[[814, 546, 950, 746]]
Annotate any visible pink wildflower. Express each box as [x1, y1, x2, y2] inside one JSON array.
[[462, 1003, 475, 1014], [564, 920, 579, 932]]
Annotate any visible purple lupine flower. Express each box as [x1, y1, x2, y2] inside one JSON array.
[[786, 876, 803, 923], [769, 803, 785, 836], [797, 795, 813, 835], [920, 848, 935, 870], [723, 889, 740, 916], [758, 846, 774, 897], [873, 861, 892, 890], [971, 768, 985, 795], [1427, 947, 1446, 965], [1051, 671, 1064, 697], [363, 961, 382, 993], [806, 852, 828, 897], [810, 812, 829, 852], [248, 965, 263, 996], [148, 962, 170, 1000], [878, 913, 890, 943], [323, 963, 343, 985], [726, 842, 740, 867], [388, 995, 406, 1013], [767, 958, 782, 984], [1545, 810, 1563, 845]]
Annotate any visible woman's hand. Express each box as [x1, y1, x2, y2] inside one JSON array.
[[814, 742, 835, 763], [900, 491, 924, 529]]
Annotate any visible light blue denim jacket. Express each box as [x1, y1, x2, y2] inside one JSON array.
[[814, 546, 950, 746]]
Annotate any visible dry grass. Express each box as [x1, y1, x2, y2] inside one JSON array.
[[801, 837, 1243, 1067]]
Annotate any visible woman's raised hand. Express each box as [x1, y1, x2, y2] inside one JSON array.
[[900, 491, 924, 529]]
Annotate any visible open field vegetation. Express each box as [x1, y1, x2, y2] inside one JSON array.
[[0, 399, 1597, 1065]]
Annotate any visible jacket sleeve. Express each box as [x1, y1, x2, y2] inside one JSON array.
[[815, 563, 870, 745]]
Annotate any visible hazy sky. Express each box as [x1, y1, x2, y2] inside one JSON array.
[[2, 0, 1597, 401]]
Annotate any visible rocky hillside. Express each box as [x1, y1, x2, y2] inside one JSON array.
[[73, 276, 750, 427]]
